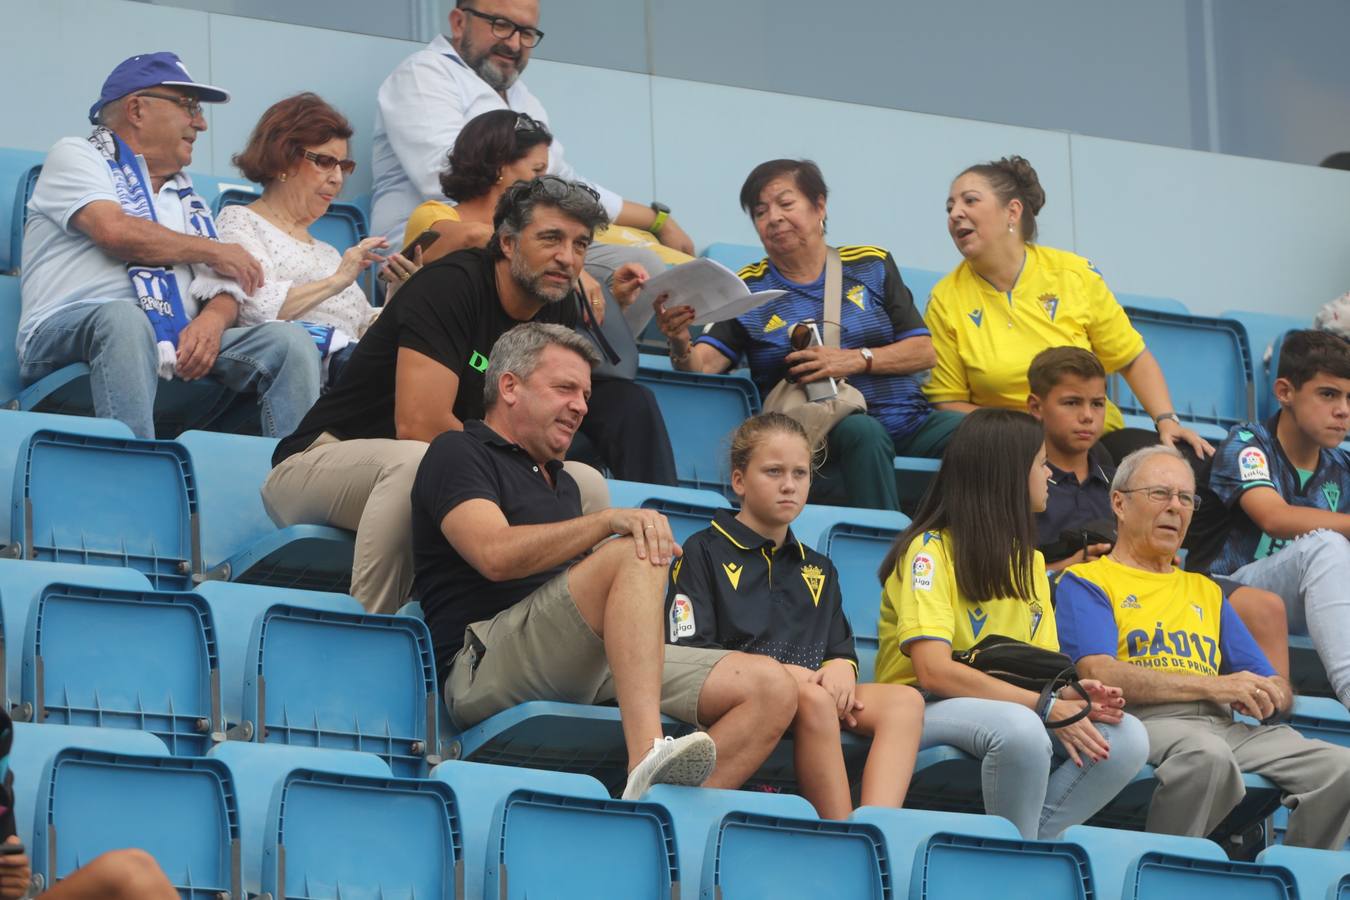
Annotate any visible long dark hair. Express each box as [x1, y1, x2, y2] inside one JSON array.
[[440, 110, 553, 202], [877, 409, 1044, 602]]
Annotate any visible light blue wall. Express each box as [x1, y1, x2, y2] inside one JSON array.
[[2, 0, 1349, 322]]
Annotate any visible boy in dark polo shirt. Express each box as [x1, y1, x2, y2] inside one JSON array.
[[411, 323, 798, 800]]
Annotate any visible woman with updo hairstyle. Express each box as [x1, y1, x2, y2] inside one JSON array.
[[215, 92, 417, 384], [923, 156, 1212, 459]]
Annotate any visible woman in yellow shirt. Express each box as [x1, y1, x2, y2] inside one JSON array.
[[924, 155, 1211, 459], [875, 409, 1148, 838]]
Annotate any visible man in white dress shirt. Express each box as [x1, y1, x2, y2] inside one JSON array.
[[371, 0, 694, 259]]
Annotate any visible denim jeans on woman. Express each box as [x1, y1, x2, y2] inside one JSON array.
[[920, 696, 1149, 839]]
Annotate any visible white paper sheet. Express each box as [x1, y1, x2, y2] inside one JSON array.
[[623, 257, 784, 336]]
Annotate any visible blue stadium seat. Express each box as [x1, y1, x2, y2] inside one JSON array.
[[1117, 292, 1190, 315], [900, 265, 946, 315], [0, 149, 43, 273], [241, 603, 439, 775], [1116, 307, 1255, 428], [1222, 311, 1306, 420], [644, 785, 818, 891], [177, 430, 355, 592], [1257, 844, 1350, 900], [636, 364, 760, 494], [5, 429, 199, 588], [0, 558, 150, 710], [606, 478, 732, 544], [7, 723, 169, 848], [1127, 852, 1296, 899], [29, 743, 240, 896], [209, 741, 458, 898], [701, 242, 763, 274], [0, 411, 134, 550], [193, 580, 363, 740], [433, 759, 614, 899], [857, 806, 1098, 899], [1065, 825, 1228, 899], [19, 582, 221, 754], [707, 809, 892, 899], [1288, 695, 1350, 748]]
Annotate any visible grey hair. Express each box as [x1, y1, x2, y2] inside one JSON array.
[[488, 176, 610, 259], [483, 322, 601, 410], [1110, 444, 1191, 493]]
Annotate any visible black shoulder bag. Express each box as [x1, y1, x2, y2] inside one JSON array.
[[952, 635, 1092, 729]]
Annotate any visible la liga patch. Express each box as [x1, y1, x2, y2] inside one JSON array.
[[669, 593, 696, 640], [912, 553, 935, 591], [1238, 446, 1271, 482]]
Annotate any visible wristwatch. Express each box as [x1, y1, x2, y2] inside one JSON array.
[[649, 201, 670, 235], [1154, 412, 1181, 428], [859, 347, 874, 373]]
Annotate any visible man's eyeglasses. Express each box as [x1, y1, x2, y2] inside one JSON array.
[[1117, 486, 1202, 510], [514, 113, 551, 138], [303, 150, 357, 175], [136, 92, 203, 119], [462, 6, 545, 47]]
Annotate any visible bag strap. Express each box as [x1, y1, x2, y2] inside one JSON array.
[[1037, 668, 1092, 730], [822, 247, 843, 348]]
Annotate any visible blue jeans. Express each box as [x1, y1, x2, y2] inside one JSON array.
[[20, 301, 320, 439], [1226, 529, 1350, 706], [921, 697, 1150, 839]]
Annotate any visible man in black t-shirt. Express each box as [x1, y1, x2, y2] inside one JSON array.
[[413, 322, 798, 800], [262, 177, 671, 614]]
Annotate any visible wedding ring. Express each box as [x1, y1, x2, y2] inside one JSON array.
[[643, 524, 655, 530]]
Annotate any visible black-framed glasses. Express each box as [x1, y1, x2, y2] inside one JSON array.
[[303, 150, 357, 175], [461, 6, 545, 47], [513, 112, 551, 138], [136, 91, 203, 119], [1118, 486, 1202, 510]]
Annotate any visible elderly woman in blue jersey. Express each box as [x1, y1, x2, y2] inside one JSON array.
[[875, 409, 1149, 839], [666, 413, 924, 819], [656, 159, 962, 511]]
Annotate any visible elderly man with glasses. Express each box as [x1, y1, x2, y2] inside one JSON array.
[[370, 1, 692, 291], [1053, 444, 1350, 849], [17, 51, 320, 439]]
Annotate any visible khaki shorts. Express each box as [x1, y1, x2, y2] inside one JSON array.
[[445, 568, 728, 731]]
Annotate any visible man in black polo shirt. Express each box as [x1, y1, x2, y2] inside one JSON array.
[[263, 176, 671, 615], [1026, 346, 1290, 676], [412, 322, 798, 800]]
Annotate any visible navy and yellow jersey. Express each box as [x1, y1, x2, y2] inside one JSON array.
[[665, 509, 857, 671], [694, 246, 933, 442], [875, 529, 1057, 686], [1056, 556, 1274, 678], [1188, 416, 1350, 575]]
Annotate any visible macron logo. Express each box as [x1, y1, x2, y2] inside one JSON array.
[[968, 309, 983, 327]]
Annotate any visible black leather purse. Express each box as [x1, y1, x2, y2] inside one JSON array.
[[952, 635, 1091, 729]]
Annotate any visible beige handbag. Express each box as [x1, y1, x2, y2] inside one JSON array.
[[760, 247, 867, 453]]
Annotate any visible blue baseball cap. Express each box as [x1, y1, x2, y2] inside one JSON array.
[[88, 51, 230, 124]]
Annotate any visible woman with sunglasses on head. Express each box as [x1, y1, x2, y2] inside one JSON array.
[[875, 408, 1149, 838], [656, 159, 963, 511], [213, 93, 418, 385], [925, 155, 1212, 462]]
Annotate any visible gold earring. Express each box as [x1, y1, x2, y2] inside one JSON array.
[[279, 173, 287, 182], [1007, 221, 1015, 233]]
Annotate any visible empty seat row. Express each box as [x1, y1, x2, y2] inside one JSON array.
[[12, 719, 1347, 900], [0, 560, 438, 774]]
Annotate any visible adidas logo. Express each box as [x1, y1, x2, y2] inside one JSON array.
[[763, 315, 787, 333]]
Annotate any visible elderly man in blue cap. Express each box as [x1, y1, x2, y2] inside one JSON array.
[[17, 52, 319, 438]]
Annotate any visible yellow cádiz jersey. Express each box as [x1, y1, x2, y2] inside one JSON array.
[[875, 529, 1057, 686], [922, 244, 1145, 432], [1056, 556, 1273, 678], [403, 200, 462, 250]]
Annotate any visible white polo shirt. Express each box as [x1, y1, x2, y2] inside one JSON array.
[[18, 137, 207, 359], [370, 34, 621, 244]]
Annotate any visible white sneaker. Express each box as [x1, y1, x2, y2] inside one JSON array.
[[621, 732, 717, 800]]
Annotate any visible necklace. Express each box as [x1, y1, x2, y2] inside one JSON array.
[[254, 196, 312, 243]]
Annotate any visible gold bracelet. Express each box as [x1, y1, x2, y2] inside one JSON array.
[[670, 344, 692, 365]]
